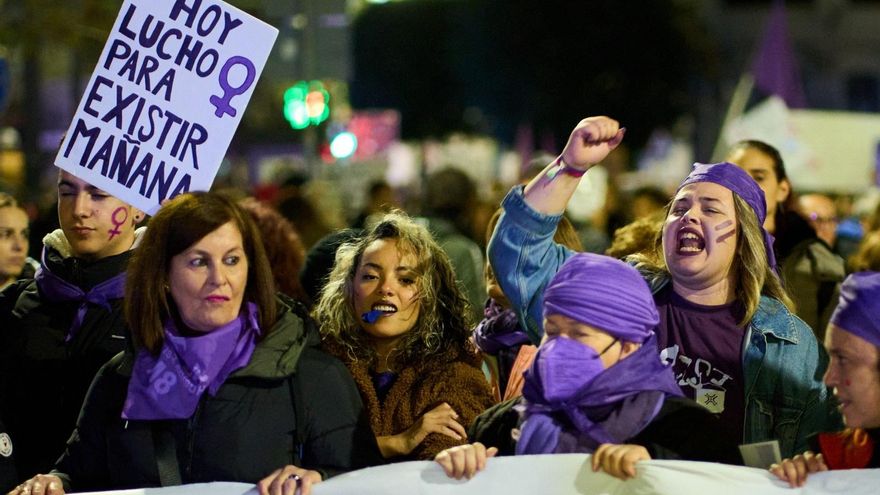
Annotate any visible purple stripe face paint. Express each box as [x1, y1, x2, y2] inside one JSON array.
[[715, 220, 736, 244], [361, 309, 383, 324]]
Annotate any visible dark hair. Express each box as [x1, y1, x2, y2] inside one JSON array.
[[315, 211, 473, 368], [424, 167, 476, 228], [729, 140, 788, 182], [238, 197, 309, 304], [126, 192, 276, 353]]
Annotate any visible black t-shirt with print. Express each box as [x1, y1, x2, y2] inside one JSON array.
[[654, 285, 746, 447]]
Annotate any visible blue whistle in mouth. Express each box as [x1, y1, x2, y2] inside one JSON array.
[[361, 309, 383, 324]]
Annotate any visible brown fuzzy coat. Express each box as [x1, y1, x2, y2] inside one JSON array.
[[324, 343, 494, 461]]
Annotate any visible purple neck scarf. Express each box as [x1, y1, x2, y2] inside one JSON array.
[[34, 250, 126, 342], [122, 302, 262, 420], [473, 299, 531, 354], [516, 334, 683, 454], [677, 162, 777, 271], [830, 272, 880, 347]]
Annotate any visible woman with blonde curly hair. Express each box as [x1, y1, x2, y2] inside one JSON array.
[[315, 211, 494, 461]]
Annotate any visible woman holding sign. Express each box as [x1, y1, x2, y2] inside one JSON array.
[[9, 193, 381, 495], [314, 211, 495, 461]]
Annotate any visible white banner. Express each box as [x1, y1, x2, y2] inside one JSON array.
[[55, 0, 278, 215], [73, 455, 880, 495]]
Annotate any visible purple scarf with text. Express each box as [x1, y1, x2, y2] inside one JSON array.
[[122, 302, 262, 420]]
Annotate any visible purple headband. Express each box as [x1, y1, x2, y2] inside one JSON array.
[[543, 253, 658, 343], [830, 272, 880, 348], [677, 162, 777, 270]]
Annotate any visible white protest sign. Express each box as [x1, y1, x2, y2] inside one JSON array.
[[54, 0, 278, 214]]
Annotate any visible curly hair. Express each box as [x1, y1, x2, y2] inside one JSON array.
[[238, 197, 309, 304], [314, 210, 474, 368], [629, 193, 794, 326]]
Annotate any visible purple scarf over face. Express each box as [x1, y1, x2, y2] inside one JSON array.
[[473, 299, 530, 354], [34, 249, 126, 342], [517, 334, 683, 454], [122, 302, 262, 420], [677, 162, 777, 271], [830, 271, 880, 347]]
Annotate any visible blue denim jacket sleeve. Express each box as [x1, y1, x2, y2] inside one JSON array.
[[487, 186, 575, 344], [742, 296, 842, 458]]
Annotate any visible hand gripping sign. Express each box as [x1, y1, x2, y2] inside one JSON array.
[[55, 0, 278, 215]]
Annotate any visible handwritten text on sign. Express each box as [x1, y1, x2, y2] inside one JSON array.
[[55, 0, 278, 215]]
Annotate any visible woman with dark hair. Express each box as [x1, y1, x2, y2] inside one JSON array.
[[726, 140, 845, 338], [314, 211, 494, 461], [9, 192, 381, 495], [489, 116, 839, 460]]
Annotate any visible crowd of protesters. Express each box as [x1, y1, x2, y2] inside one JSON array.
[[3, 115, 880, 495]]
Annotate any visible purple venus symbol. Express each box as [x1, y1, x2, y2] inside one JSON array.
[[209, 56, 257, 118]]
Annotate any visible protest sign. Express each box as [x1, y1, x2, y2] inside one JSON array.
[[55, 0, 278, 214]]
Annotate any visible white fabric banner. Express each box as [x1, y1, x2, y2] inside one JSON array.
[[73, 455, 880, 495]]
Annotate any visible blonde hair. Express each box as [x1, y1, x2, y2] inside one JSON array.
[[314, 210, 473, 368], [629, 193, 794, 326], [849, 230, 880, 272]]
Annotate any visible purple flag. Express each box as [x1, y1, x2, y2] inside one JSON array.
[[751, 0, 806, 108]]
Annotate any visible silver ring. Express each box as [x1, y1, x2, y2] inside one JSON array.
[[290, 474, 302, 484]]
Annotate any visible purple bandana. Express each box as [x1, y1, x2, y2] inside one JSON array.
[[543, 253, 659, 343], [34, 249, 126, 342], [473, 299, 531, 354], [677, 162, 777, 270], [122, 302, 262, 420], [516, 334, 683, 454], [830, 272, 880, 347]]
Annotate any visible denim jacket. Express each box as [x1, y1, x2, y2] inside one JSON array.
[[488, 186, 840, 458]]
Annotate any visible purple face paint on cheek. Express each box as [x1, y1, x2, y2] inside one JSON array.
[[108, 207, 128, 240], [714, 220, 735, 244]]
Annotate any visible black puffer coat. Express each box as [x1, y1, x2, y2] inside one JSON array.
[[0, 232, 132, 481], [52, 297, 383, 492]]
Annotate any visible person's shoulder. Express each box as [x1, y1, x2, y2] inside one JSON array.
[[754, 296, 811, 333]]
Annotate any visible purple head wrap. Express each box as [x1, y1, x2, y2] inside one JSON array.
[[830, 272, 880, 347], [543, 253, 658, 343], [677, 162, 777, 271]]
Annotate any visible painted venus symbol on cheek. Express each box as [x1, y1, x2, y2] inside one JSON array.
[[108, 207, 129, 240], [714, 219, 736, 244]]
